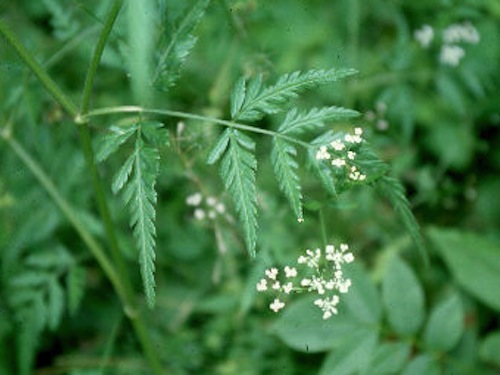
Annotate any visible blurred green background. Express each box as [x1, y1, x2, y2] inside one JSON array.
[[1, 0, 500, 374]]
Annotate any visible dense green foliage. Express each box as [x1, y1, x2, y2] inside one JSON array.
[[1, 0, 500, 374]]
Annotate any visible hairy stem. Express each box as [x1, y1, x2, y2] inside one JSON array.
[[81, 106, 312, 148]]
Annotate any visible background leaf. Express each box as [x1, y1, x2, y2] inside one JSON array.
[[428, 228, 500, 311]]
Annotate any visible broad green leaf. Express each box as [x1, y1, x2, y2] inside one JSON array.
[[219, 129, 258, 256], [278, 106, 359, 135], [382, 255, 425, 336], [319, 329, 378, 375], [423, 291, 464, 352], [479, 331, 500, 366], [342, 262, 382, 325], [232, 68, 357, 122], [271, 138, 303, 220], [428, 228, 500, 311], [402, 354, 441, 375], [361, 342, 411, 375], [272, 295, 363, 353]]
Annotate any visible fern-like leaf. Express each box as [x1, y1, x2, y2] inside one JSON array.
[[153, 0, 210, 90], [113, 134, 159, 307], [278, 106, 359, 135], [231, 68, 357, 122], [99, 121, 166, 307], [212, 128, 258, 256], [377, 176, 428, 265], [271, 138, 303, 220]]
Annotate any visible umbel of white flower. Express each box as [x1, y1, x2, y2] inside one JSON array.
[[256, 243, 355, 319], [315, 127, 367, 182]]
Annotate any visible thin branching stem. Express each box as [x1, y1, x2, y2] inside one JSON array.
[[81, 106, 312, 148]]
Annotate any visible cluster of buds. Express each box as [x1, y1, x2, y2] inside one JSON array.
[[186, 192, 227, 221], [365, 101, 389, 131], [256, 243, 355, 319], [315, 127, 367, 182], [414, 21, 480, 67]]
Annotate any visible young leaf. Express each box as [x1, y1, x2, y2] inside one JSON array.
[[377, 176, 428, 265], [115, 136, 160, 308], [96, 125, 137, 163], [271, 138, 303, 220], [217, 129, 258, 256], [278, 106, 359, 135], [231, 68, 357, 122], [153, 0, 210, 90]]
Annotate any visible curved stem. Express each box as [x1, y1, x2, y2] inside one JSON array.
[[81, 0, 123, 114], [0, 19, 78, 116], [81, 106, 312, 148]]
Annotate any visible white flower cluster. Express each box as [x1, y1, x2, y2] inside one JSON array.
[[414, 21, 480, 67], [186, 192, 226, 221], [256, 243, 355, 319], [315, 128, 366, 182]]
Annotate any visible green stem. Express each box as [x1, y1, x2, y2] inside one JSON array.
[[80, 106, 312, 148], [81, 0, 123, 114], [78, 0, 132, 301], [0, 19, 78, 116], [1, 133, 126, 303]]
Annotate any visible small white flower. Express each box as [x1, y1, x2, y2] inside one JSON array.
[[347, 151, 356, 160], [265, 267, 278, 280], [272, 281, 281, 290], [340, 243, 349, 252], [443, 22, 480, 44], [194, 208, 206, 220], [298, 255, 307, 264], [301, 278, 311, 287], [186, 192, 203, 206], [439, 45, 465, 67], [270, 298, 285, 313], [256, 279, 268, 291], [354, 127, 363, 136], [330, 139, 346, 151], [414, 24, 434, 48], [284, 266, 297, 278], [206, 196, 217, 206], [208, 210, 217, 220], [331, 158, 346, 168], [215, 203, 225, 213], [338, 279, 352, 293], [282, 282, 293, 294], [316, 145, 331, 160], [344, 253, 354, 263]]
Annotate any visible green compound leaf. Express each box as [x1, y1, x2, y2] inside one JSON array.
[[206, 128, 231, 165], [231, 68, 357, 122], [278, 106, 359, 135], [271, 138, 303, 221], [215, 129, 258, 256], [153, 0, 210, 91], [116, 137, 159, 308], [101, 121, 165, 308], [382, 255, 425, 337]]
